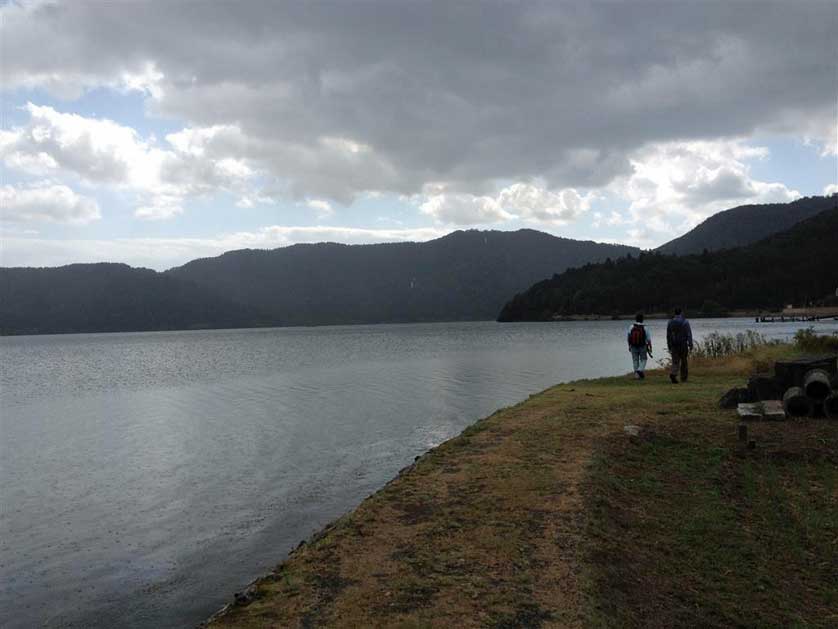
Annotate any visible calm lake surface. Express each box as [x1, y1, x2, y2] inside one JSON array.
[[2, 319, 837, 628]]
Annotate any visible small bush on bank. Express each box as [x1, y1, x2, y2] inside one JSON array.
[[793, 327, 838, 353], [692, 330, 778, 360]]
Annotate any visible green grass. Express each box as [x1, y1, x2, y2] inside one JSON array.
[[583, 386, 838, 628]]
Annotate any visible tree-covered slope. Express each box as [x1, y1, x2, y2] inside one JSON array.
[[498, 207, 838, 321], [166, 229, 639, 326], [0, 230, 638, 334], [656, 195, 836, 255], [0, 263, 258, 335]]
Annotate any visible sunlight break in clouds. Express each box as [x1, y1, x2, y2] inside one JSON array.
[[420, 183, 593, 226], [607, 140, 801, 245]]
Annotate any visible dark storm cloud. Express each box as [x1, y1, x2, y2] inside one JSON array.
[[2, 0, 835, 202]]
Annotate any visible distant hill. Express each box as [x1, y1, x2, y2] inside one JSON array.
[[166, 229, 638, 326], [498, 207, 838, 321], [656, 195, 836, 255], [0, 230, 638, 335], [0, 264, 257, 335]]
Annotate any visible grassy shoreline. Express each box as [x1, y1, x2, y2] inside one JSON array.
[[206, 345, 837, 628]]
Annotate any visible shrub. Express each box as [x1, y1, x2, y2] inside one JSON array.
[[793, 327, 838, 353], [692, 330, 777, 359]]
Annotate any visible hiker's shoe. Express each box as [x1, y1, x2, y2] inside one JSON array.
[[669, 374, 678, 384], [638, 371, 645, 380], [634, 371, 640, 379]]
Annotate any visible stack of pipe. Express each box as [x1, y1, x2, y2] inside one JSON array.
[[782, 368, 837, 418]]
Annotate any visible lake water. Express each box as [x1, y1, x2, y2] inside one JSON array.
[[2, 318, 837, 628]]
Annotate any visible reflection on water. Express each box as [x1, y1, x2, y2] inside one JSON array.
[[2, 319, 836, 627]]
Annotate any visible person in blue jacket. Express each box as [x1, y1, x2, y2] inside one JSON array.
[[627, 313, 652, 379], [666, 307, 694, 383]]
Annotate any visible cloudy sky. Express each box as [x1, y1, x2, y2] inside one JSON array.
[[1, 0, 836, 270]]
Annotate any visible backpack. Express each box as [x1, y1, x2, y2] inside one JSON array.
[[669, 318, 687, 347], [629, 324, 646, 348]]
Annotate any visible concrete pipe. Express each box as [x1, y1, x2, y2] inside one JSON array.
[[803, 369, 832, 401], [783, 386, 813, 417]]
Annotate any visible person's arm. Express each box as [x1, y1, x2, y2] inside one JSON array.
[[686, 320, 694, 350], [645, 328, 652, 352], [666, 321, 673, 350]]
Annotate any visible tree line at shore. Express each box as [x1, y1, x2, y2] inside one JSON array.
[[497, 207, 838, 321]]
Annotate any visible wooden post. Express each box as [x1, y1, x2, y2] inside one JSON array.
[[738, 423, 748, 442]]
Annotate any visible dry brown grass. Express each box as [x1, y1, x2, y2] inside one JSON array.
[[209, 387, 607, 628]]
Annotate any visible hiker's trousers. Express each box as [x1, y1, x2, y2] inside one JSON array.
[[670, 346, 689, 381], [630, 348, 648, 373]]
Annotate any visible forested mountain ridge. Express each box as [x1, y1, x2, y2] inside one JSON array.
[[497, 207, 838, 322], [0, 264, 258, 335], [656, 195, 836, 255], [165, 229, 638, 326], [5, 195, 833, 335], [0, 230, 637, 335]]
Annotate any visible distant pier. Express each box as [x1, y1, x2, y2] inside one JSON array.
[[756, 306, 838, 323]]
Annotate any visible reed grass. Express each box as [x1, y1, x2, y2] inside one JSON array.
[[691, 330, 778, 360]]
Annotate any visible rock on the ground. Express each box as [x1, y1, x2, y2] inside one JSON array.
[[737, 403, 764, 419], [719, 387, 752, 409], [761, 400, 787, 420], [747, 375, 783, 401]]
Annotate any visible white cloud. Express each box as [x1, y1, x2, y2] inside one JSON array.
[[119, 62, 165, 99], [622, 227, 661, 250], [0, 182, 101, 224], [420, 191, 512, 225], [611, 139, 800, 241], [248, 225, 447, 247], [1, 104, 150, 184], [134, 197, 184, 221], [420, 182, 591, 226], [0, 104, 261, 221], [824, 184, 838, 196], [306, 199, 334, 219], [236, 192, 277, 209], [498, 184, 592, 223], [0, 226, 449, 270]]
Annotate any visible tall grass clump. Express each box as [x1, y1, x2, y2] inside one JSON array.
[[692, 330, 777, 360], [793, 327, 838, 353]]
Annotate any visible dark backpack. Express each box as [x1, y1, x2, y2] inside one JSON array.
[[669, 319, 687, 347], [629, 325, 646, 348]]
